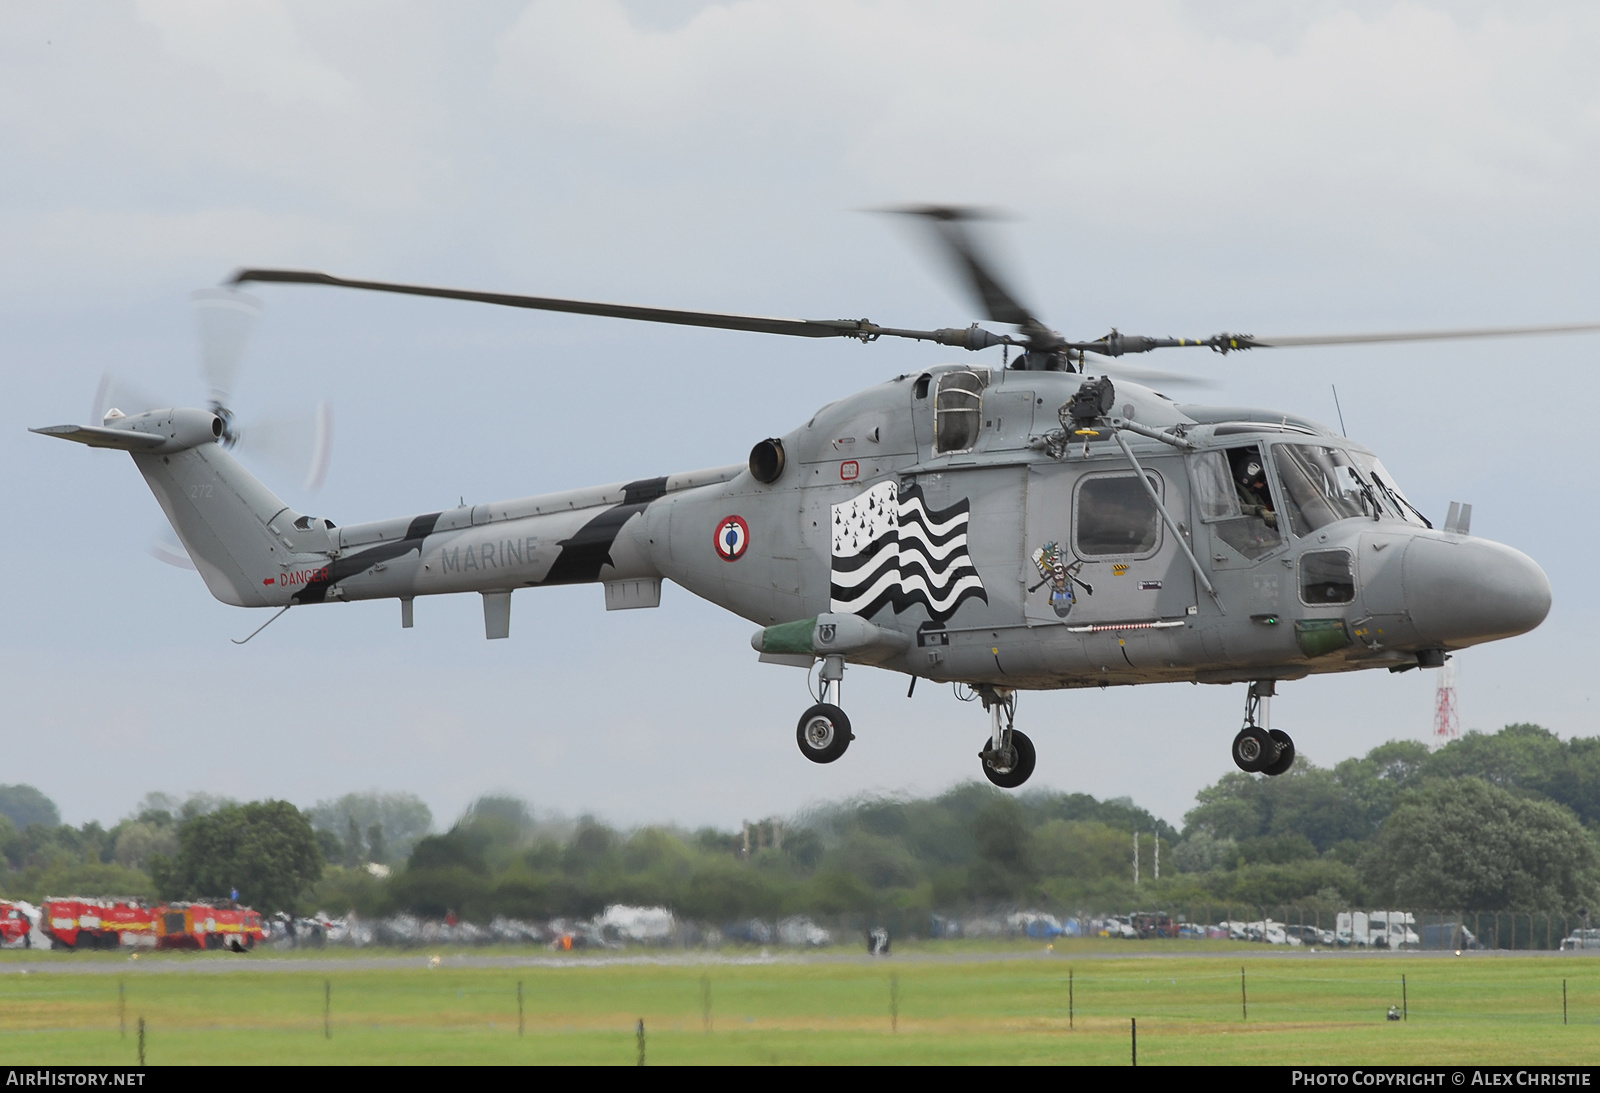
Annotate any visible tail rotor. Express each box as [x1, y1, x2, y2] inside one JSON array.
[[98, 288, 335, 569]]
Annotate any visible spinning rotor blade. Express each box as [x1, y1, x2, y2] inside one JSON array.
[[1240, 322, 1600, 350], [232, 259, 1600, 375], [1061, 321, 1600, 356], [1082, 354, 1217, 390], [228, 269, 1020, 352], [233, 401, 334, 493], [91, 373, 165, 423], [885, 205, 1058, 345], [192, 288, 262, 407], [150, 530, 197, 570]]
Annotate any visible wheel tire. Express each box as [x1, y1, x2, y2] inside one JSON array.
[[981, 729, 1037, 789], [796, 703, 853, 764], [1261, 729, 1296, 776], [1231, 727, 1274, 773]]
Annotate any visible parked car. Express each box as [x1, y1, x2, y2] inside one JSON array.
[[1096, 915, 1137, 939], [1283, 924, 1336, 947], [1560, 928, 1600, 951]]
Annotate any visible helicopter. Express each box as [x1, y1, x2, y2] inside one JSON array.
[[32, 207, 1575, 789]]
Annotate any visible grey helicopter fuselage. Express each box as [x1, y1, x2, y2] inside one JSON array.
[[90, 361, 1549, 696]]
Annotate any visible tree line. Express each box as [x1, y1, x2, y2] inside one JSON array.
[[0, 724, 1595, 923]]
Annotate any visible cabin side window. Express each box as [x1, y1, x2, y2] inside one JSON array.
[[1301, 549, 1356, 604], [1189, 446, 1283, 560], [933, 370, 985, 454], [1074, 472, 1163, 559]]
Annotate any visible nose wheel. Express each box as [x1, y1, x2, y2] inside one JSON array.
[[1233, 682, 1295, 776]]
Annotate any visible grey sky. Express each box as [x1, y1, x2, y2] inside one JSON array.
[[4, 1, 1597, 832]]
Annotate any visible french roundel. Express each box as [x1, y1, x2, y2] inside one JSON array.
[[714, 515, 750, 561]]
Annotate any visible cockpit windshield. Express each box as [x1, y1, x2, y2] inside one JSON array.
[[1270, 444, 1428, 536], [1364, 457, 1431, 528]]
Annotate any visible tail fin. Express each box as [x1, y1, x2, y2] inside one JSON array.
[[132, 445, 328, 607]]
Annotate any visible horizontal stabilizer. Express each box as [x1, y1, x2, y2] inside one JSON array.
[[29, 424, 166, 451]]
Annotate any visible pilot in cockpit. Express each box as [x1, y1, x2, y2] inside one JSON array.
[[1233, 453, 1278, 529]]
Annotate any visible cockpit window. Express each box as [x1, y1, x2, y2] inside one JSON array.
[[1190, 447, 1283, 560], [1272, 444, 1383, 537], [933, 370, 985, 454]]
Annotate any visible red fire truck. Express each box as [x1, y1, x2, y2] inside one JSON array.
[[41, 897, 153, 949], [154, 901, 265, 951], [41, 897, 263, 951], [0, 901, 35, 947]]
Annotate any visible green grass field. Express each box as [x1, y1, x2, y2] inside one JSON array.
[[0, 942, 1596, 1065]]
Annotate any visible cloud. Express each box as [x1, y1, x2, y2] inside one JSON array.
[[488, 1, 1600, 245], [0, 206, 354, 303], [135, 0, 361, 112]]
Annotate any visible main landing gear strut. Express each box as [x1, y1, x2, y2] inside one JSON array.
[[977, 685, 1036, 789], [792, 664, 1038, 789], [1231, 680, 1295, 776]]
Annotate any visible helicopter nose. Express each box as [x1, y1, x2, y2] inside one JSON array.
[[1404, 535, 1551, 646]]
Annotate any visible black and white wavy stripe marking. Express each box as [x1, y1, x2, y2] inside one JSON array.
[[830, 481, 987, 621]]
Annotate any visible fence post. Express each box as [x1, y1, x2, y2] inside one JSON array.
[[1564, 979, 1569, 1025], [137, 1016, 145, 1066], [1402, 974, 1407, 1021], [1069, 968, 1074, 1030], [1241, 965, 1247, 1021], [324, 980, 331, 1040], [702, 974, 712, 1033], [636, 1018, 646, 1066], [1131, 1017, 1137, 1066], [119, 980, 126, 1039], [890, 974, 899, 1033], [518, 980, 524, 1036]]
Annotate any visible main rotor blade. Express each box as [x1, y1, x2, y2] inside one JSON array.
[[228, 269, 1016, 352], [1068, 320, 1600, 357], [886, 206, 1058, 346], [1245, 322, 1600, 349], [1081, 354, 1217, 390]]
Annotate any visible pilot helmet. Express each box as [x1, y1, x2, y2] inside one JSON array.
[[1237, 459, 1265, 487]]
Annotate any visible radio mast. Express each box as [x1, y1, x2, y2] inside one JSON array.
[[1432, 660, 1460, 743]]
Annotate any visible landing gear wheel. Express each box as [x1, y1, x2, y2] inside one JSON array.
[[980, 729, 1036, 789], [796, 703, 853, 764], [1262, 730, 1295, 777], [1231, 727, 1273, 773]]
